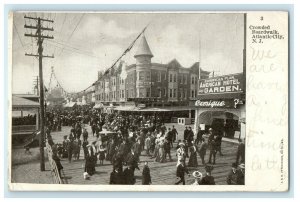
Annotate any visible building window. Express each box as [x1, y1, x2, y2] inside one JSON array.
[[169, 74, 173, 82], [169, 89, 173, 98], [191, 77, 194, 85], [164, 73, 167, 80], [191, 90, 195, 98], [146, 72, 151, 81], [184, 75, 187, 84], [173, 88, 177, 98], [179, 75, 182, 84], [157, 72, 161, 82], [174, 74, 177, 82], [157, 88, 161, 98], [139, 72, 145, 80], [122, 90, 125, 98], [146, 88, 150, 97]]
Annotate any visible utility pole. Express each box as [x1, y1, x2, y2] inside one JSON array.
[[24, 15, 54, 171]]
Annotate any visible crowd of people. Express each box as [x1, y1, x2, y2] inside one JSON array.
[[45, 106, 245, 185]]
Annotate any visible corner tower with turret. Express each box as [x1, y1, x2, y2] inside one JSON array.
[[134, 34, 153, 98]]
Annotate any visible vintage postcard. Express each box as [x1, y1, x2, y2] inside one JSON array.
[[8, 11, 288, 191]]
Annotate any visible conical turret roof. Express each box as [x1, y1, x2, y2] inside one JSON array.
[[134, 34, 153, 58]]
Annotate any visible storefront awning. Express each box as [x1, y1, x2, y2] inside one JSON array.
[[114, 106, 195, 112], [12, 95, 40, 111]]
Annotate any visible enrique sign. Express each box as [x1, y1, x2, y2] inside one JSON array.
[[195, 99, 242, 108]]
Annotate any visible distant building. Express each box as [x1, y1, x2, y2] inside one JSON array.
[[46, 87, 65, 106], [94, 34, 210, 110]]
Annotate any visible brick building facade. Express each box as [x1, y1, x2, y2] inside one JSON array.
[[94, 35, 210, 108]]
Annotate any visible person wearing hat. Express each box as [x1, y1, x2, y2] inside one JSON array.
[[188, 141, 198, 167], [191, 171, 203, 185], [201, 165, 215, 185], [171, 125, 178, 144], [175, 159, 190, 185], [176, 142, 186, 166], [183, 126, 189, 142], [187, 127, 194, 146], [226, 162, 240, 185]]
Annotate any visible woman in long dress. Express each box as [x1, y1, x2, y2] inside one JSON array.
[[154, 139, 160, 161], [188, 142, 198, 167], [159, 139, 166, 163]]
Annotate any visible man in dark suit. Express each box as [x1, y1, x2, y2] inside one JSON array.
[[215, 134, 224, 156], [166, 128, 173, 148], [133, 138, 141, 159], [208, 139, 217, 164], [171, 125, 178, 143], [183, 127, 189, 141], [195, 126, 202, 145], [118, 139, 127, 160], [198, 138, 208, 165], [109, 168, 123, 184], [142, 161, 152, 185], [175, 159, 190, 185], [123, 166, 135, 185]]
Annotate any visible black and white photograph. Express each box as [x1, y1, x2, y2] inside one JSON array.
[[8, 11, 288, 191]]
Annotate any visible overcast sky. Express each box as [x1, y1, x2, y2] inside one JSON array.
[[12, 12, 244, 94]]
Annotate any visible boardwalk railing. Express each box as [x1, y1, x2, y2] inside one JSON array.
[[46, 142, 63, 184]]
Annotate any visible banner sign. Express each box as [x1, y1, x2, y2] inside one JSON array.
[[195, 99, 243, 108], [198, 73, 244, 95]]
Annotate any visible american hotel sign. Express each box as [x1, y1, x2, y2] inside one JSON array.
[[198, 73, 244, 95], [195, 73, 245, 108]]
